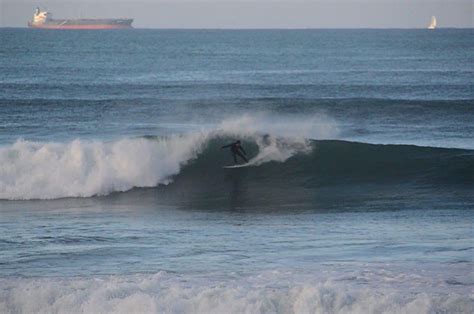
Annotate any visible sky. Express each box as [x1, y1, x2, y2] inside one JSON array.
[[1, 0, 472, 28]]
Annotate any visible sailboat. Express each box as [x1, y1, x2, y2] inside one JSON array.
[[428, 16, 437, 29]]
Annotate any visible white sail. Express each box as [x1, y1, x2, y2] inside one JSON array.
[[428, 16, 437, 29]]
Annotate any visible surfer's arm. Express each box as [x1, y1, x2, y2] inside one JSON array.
[[221, 144, 232, 149]]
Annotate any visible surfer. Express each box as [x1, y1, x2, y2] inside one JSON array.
[[221, 140, 248, 164]]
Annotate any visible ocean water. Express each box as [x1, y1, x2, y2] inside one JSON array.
[[0, 28, 473, 313]]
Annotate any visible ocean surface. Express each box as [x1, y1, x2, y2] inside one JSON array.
[[0, 28, 473, 313]]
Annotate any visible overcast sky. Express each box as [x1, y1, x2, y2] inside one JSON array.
[[1, 0, 472, 28]]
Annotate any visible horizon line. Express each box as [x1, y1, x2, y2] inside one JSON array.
[[1, 26, 472, 30]]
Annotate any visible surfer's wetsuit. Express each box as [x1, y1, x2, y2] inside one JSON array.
[[222, 141, 248, 164]]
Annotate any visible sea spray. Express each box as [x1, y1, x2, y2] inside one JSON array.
[[216, 113, 339, 140]]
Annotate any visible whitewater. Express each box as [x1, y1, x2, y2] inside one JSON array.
[[2, 269, 472, 314]]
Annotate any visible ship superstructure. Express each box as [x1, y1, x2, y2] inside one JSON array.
[[28, 8, 133, 29]]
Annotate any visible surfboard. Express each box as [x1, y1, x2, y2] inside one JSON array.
[[222, 163, 251, 169]]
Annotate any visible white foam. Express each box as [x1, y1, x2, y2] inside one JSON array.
[[0, 133, 209, 200], [0, 271, 471, 314], [0, 115, 332, 200]]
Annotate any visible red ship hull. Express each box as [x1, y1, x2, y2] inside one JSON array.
[[28, 23, 132, 30]]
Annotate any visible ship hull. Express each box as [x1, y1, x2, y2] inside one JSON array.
[[28, 18, 133, 30], [28, 23, 133, 30]]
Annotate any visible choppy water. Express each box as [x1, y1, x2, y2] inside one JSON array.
[[0, 28, 473, 313]]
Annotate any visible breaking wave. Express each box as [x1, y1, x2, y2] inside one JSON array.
[[0, 115, 472, 201], [1, 270, 472, 314]]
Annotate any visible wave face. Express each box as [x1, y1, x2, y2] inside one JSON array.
[[1, 116, 472, 201]]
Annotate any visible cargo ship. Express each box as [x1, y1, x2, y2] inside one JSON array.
[[28, 8, 133, 29]]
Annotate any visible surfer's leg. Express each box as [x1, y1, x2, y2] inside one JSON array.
[[232, 152, 238, 164], [236, 151, 248, 163]]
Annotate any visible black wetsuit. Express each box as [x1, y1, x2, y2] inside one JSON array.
[[221, 142, 248, 164]]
